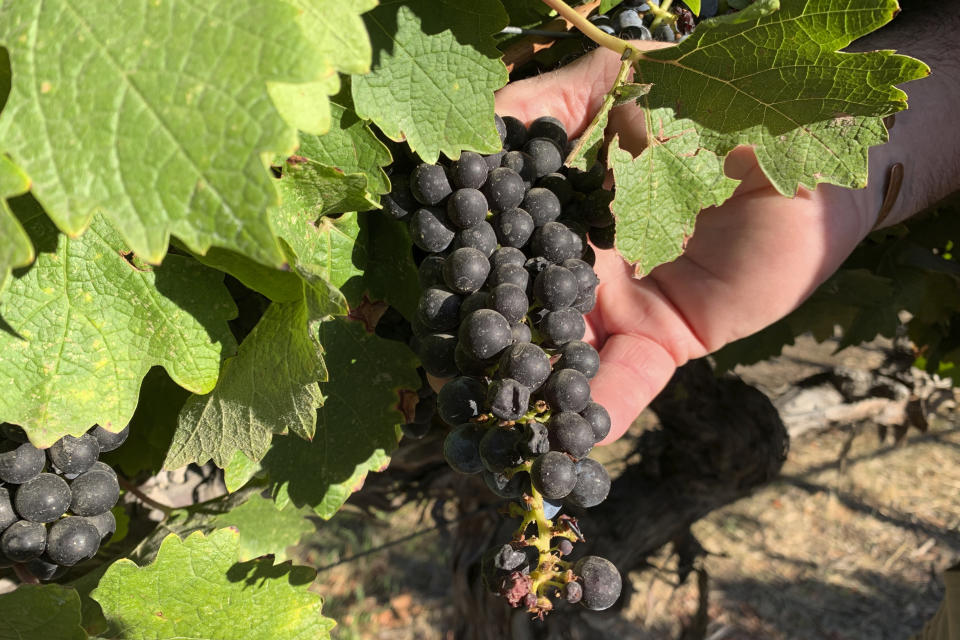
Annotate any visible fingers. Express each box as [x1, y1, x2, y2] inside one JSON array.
[[495, 46, 626, 137]]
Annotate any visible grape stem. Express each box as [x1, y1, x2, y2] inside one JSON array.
[[539, 0, 645, 63], [118, 476, 173, 517], [649, 0, 676, 30]]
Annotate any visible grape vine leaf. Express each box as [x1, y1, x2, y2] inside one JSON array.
[[0, 213, 237, 448], [288, 0, 377, 76], [352, 0, 510, 162], [209, 494, 315, 562], [0, 585, 86, 640], [268, 73, 341, 137], [359, 213, 422, 321], [92, 529, 334, 640], [610, 0, 929, 272], [260, 316, 420, 518], [0, 0, 333, 266], [166, 292, 328, 469], [0, 155, 33, 296]]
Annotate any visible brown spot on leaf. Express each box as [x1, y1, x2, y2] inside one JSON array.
[[348, 297, 388, 332], [397, 388, 418, 423], [287, 154, 309, 165]]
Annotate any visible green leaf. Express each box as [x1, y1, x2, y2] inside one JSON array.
[[289, 0, 377, 75], [610, 136, 738, 273], [358, 213, 421, 321], [0, 155, 33, 296], [0, 0, 333, 266], [352, 0, 509, 162], [685, 0, 702, 16], [268, 74, 341, 136], [612, 0, 928, 272], [224, 450, 263, 493], [209, 493, 315, 562], [166, 292, 327, 469], [295, 102, 393, 198], [565, 61, 637, 171], [261, 316, 420, 518], [0, 585, 85, 640], [0, 214, 236, 447], [92, 529, 334, 640], [101, 367, 189, 477]]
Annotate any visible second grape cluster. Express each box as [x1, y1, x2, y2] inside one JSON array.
[[386, 114, 622, 615]]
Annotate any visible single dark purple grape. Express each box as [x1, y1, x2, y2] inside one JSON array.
[[540, 307, 586, 346], [523, 137, 563, 178], [494, 114, 508, 144], [409, 207, 455, 253], [498, 343, 551, 391], [70, 469, 119, 517], [0, 441, 45, 484], [27, 557, 62, 581], [531, 222, 578, 264], [588, 224, 616, 250], [483, 469, 527, 499], [446, 188, 489, 229], [527, 116, 568, 152], [533, 265, 579, 310], [16, 473, 71, 523], [459, 291, 489, 321], [451, 151, 490, 190], [573, 556, 622, 610], [580, 402, 612, 441], [561, 259, 600, 295], [453, 220, 497, 258], [89, 425, 129, 453], [459, 309, 512, 360], [573, 289, 597, 314], [543, 498, 563, 519], [1, 520, 46, 562], [85, 511, 117, 543], [537, 172, 574, 205], [653, 23, 676, 42], [519, 422, 550, 458], [556, 538, 574, 557], [417, 287, 462, 332], [418, 255, 445, 289], [544, 369, 591, 413], [568, 160, 606, 192], [482, 167, 525, 212], [414, 391, 436, 425], [548, 412, 595, 459], [0, 423, 29, 443], [493, 543, 528, 571], [437, 377, 488, 426], [531, 451, 577, 500], [501, 115, 528, 151], [583, 189, 615, 228], [614, 7, 644, 31], [563, 581, 583, 604], [88, 460, 118, 480], [522, 188, 562, 227], [402, 421, 432, 440], [454, 343, 493, 377], [557, 341, 600, 379], [567, 458, 611, 508], [418, 333, 459, 378], [486, 379, 531, 423], [492, 208, 534, 249], [383, 174, 416, 220], [501, 151, 537, 189], [479, 426, 524, 473], [488, 263, 530, 291], [511, 323, 532, 344], [490, 246, 526, 271], [0, 487, 16, 532], [410, 163, 453, 205], [443, 423, 485, 474], [483, 151, 505, 171], [487, 284, 528, 325], [46, 516, 101, 566], [443, 247, 490, 294]]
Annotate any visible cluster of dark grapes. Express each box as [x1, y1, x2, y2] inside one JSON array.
[[0, 423, 127, 579], [586, 0, 715, 43], [384, 114, 621, 615]]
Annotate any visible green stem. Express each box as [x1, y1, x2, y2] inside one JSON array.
[[540, 0, 644, 63], [119, 476, 173, 517], [649, 0, 676, 30]]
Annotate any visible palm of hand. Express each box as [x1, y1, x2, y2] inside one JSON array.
[[497, 47, 874, 442]]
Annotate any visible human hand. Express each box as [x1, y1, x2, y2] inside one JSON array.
[[496, 45, 877, 444]]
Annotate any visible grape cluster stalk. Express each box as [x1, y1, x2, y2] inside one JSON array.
[[385, 115, 622, 615], [0, 423, 127, 579]]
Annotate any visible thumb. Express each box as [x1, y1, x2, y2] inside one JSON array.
[[494, 46, 626, 137]]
